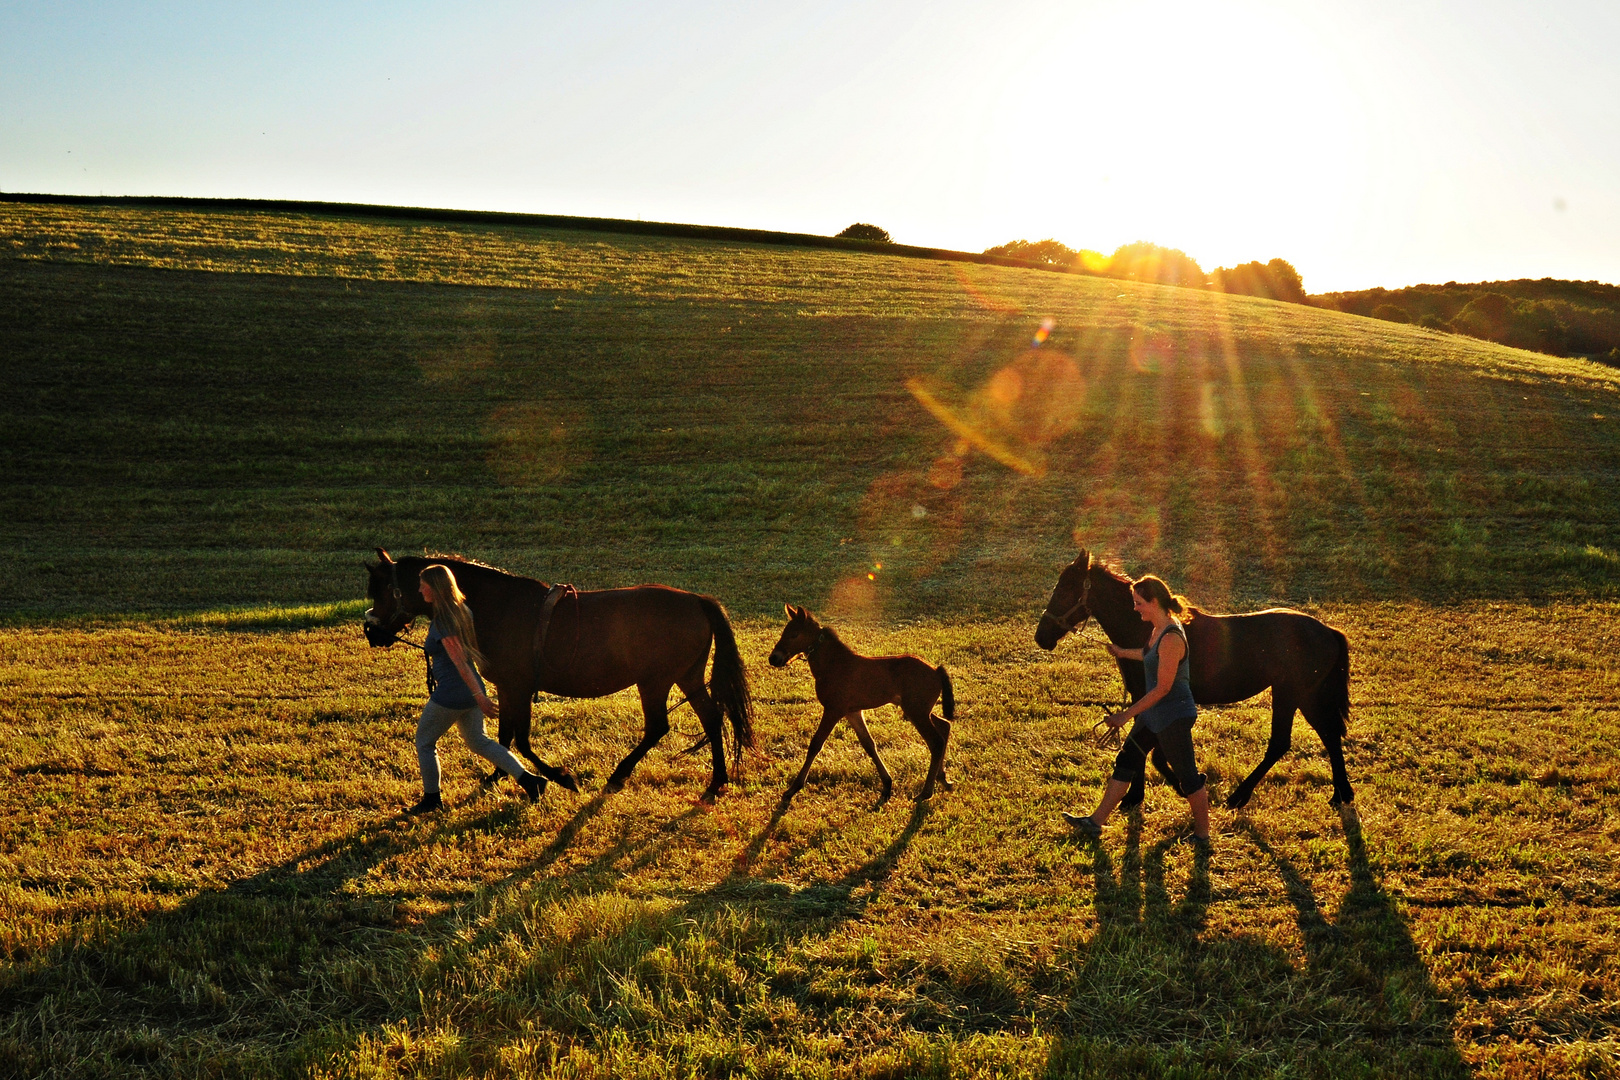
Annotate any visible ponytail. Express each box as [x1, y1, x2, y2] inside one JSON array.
[[1131, 574, 1193, 619]]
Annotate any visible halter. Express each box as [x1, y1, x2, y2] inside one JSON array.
[[803, 627, 833, 660], [1039, 572, 1093, 635]]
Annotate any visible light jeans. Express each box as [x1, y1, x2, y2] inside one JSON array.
[[415, 700, 530, 794]]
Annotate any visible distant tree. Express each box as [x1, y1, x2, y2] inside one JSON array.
[[983, 238, 1079, 266], [1371, 304, 1412, 324], [1211, 258, 1307, 304], [1105, 242, 1207, 288], [837, 223, 891, 242]]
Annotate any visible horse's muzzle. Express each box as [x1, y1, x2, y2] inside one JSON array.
[[363, 621, 401, 647], [768, 651, 789, 668]]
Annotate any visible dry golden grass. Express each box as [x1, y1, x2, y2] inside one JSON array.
[[4, 604, 1618, 1077], [3, 203, 1620, 1076]]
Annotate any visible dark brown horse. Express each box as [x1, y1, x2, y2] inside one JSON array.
[[363, 550, 754, 802], [768, 605, 956, 802], [1035, 550, 1353, 809]]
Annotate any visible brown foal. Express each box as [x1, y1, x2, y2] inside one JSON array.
[[768, 605, 956, 802]]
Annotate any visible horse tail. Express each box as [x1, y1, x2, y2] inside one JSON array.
[[1315, 626, 1351, 737], [699, 596, 756, 755], [937, 665, 955, 720]]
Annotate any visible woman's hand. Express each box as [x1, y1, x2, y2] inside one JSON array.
[[1104, 642, 1143, 661], [477, 695, 499, 720], [1104, 710, 1130, 730]]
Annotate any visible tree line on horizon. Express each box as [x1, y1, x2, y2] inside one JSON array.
[[982, 236, 1620, 364], [982, 238, 1307, 304]]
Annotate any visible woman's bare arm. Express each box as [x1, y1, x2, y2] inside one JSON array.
[[1103, 634, 1184, 728]]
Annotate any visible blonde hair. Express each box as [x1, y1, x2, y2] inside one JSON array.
[[421, 564, 486, 667]]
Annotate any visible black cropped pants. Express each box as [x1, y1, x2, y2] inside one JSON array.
[[1111, 715, 1205, 797]]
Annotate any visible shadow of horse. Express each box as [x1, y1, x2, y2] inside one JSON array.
[[1040, 807, 1466, 1077]]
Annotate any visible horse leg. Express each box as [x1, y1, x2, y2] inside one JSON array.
[[845, 710, 893, 801], [605, 680, 675, 795], [1302, 699, 1355, 806], [678, 664, 730, 803], [487, 692, 580, 792], [931, 715, 954, 792], [1227, 691, 1297, 810], [786, 707, 841, 800], [1150, 747, 1185, 797], [485, 686, 523, 786], [903, 703, 948, 801]]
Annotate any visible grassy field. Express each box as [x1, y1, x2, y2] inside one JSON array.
[[3, 203, 1620, 1077]]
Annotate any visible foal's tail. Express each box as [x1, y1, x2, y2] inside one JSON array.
[[937, 665, 956, 721], [1314, 626, 1351, 737], [699, 596, 756, 755]]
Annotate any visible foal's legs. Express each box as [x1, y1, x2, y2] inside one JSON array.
[[785, 707, 842, 800], [902, 703, 949, 800], [1226, 690, 1298, 810], [605, 679, 676, 795], [844, 710, 893, 800]]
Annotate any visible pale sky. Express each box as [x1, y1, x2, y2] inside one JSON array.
[[3, 0, 1617, 292]]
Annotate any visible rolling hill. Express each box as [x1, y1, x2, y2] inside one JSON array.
[[3, 199, 1618, 617]]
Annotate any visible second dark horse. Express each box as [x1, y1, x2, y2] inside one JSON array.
[[1035, 550, 1353, 809], [364, 550, 755, 802]]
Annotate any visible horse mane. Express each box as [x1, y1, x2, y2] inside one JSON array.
[[1086, 554, 1201, 621], [405, 552, 547, 587], [421, 551, 512, 574]]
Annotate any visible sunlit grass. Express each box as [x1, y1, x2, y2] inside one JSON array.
[[3, 203, 1620, 1076], [2, 606, 1618, 1076]]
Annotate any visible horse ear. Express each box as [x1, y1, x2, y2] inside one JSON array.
[[784, 603, 796, 618], [375, 547, 394, 564], [1075, 547, 1089, 567]]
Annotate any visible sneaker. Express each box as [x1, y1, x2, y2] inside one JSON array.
[[1180, 830, 1212, 853], [405, 792, 443, 815], [1062, 811, 1102, 839], [517, 771, 546, 803]]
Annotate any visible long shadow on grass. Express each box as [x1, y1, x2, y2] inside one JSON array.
[[1041, 807, 1466, 1078], [0, 794, 619, 1078]]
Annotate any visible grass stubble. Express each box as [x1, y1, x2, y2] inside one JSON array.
[[1, 204, 1619, 1077]]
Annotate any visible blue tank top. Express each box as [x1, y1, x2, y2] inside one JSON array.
[[1138, 619, 1196, 732], [424, 618, 487, 709]]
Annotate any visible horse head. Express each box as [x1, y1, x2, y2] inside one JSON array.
[[1035, 549, 1094, 650], [769, 604, 823, 667], [363, 548, 428, 647]]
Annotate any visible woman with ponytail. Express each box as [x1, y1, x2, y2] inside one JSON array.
[[1063, 574, 1211, 847], [407, 563, 541, 814]]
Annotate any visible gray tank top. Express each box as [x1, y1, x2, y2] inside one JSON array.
[[1138, 619, 1196, 732]]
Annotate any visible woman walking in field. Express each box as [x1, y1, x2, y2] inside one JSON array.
[[1062, 575, 1211, 847], [406, 564, 542, 814]]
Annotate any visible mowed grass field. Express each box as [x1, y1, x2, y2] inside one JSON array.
[[3, 202, 1620, 1078]]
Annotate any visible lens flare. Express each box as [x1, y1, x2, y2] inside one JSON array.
[[1033, 317, 1056, 346]]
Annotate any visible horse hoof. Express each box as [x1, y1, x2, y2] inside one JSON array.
[[1225, 790, 1252, 810], [604, 776, 626, 795], [557, 772, 581, 794], [938, 777, 954, 793]]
